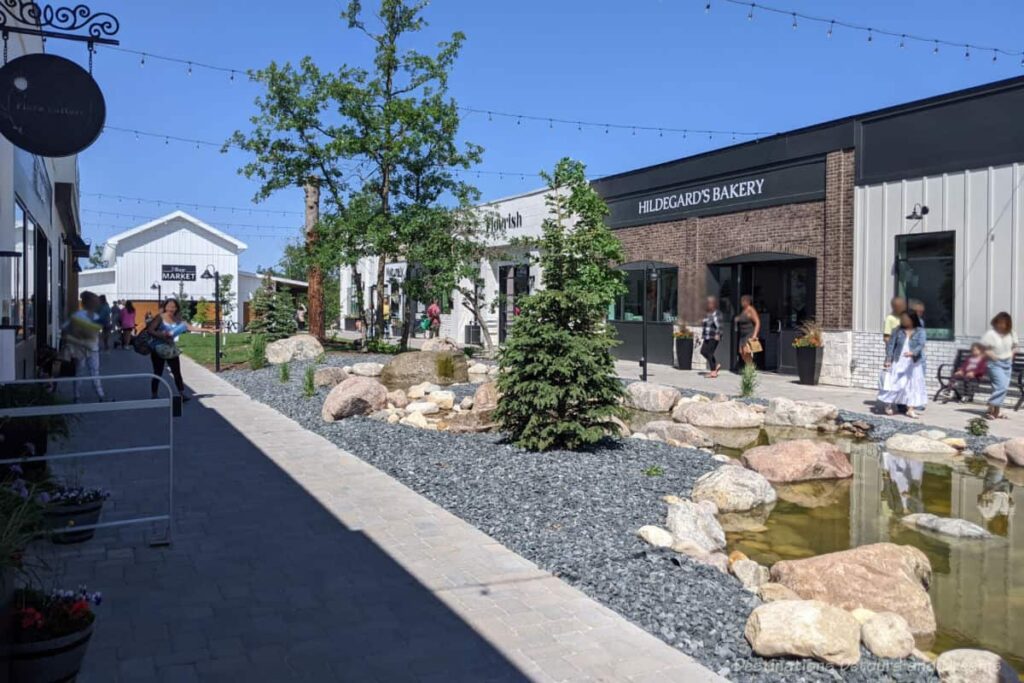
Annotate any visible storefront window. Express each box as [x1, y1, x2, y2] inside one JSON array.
[[611, 266, 678, 323], [17, 203, 37, 339], [896, 231, 955, 340]]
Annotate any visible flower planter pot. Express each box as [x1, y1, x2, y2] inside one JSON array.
[[343, 318, 360, 332], [43, 501, 104, 545], [8, 624, 93, 683], [674, 338, 694, 370], [795, 345, 824, 385]]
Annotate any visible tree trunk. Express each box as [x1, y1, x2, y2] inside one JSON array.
[[399, 281, 413, 350], [353, 266, 367, 347], [304, 179, 325, 340]]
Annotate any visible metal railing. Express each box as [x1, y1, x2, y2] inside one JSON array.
[[0, 374, 174, 546]]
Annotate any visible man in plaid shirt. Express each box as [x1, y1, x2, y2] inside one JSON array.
[[700, 296, 723, 378]]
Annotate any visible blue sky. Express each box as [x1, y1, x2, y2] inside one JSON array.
[[53, 0, 1024, 271]]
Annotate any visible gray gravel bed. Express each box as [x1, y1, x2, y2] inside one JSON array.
[[223, 360, 939, 682]]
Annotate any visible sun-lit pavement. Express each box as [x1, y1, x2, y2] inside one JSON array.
[[42, 350, 721, 683], [617, 360, 1024, 440]]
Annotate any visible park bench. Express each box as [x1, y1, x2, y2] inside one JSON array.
[[934, 349, 1024, 410]]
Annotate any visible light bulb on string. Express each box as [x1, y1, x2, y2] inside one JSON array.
[[140, 53, 146, 67], [548, 119, 553, 129], [791, 13, 797, 30], [965, 44, 970, 60], [230, 70, 236, 81], [747, 3, 754, 21], [992, 50, 997, 63], [516, 116, 521, 125], [704, 1, 711, 13], [632, 127, 636, 136], [826, 21, 833, 38], [899, 35, 905, 49], [487, 111, 492, 122], [933, 41, 939, 54], [187, 62, 192, 76], [605, 125, 609, 134], [577, 122, 582, 132], [1020, 51, 1023, 67], [867, 29, 873, 44], [658, 129, 663, 137]]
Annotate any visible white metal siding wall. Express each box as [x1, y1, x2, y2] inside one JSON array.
[[112, 218, 241, 324], [853, 163, 1024, 338]]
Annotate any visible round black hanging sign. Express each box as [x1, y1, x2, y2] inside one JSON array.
[[0, 53, 106, 157]]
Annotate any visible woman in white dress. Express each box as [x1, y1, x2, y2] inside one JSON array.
[[878, 310, 927, 418]]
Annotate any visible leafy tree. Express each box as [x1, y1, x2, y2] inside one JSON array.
[[87, 245, 105, 268], [230, 0, 481, 342], [272, 236, 341, 330], [193, 298, 212, 327], [247, 274, 297, 340], [216, 273, 236, 322], [494, 159, 627, 452]]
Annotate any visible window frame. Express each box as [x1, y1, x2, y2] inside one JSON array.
[[894, 230, 956, 341]]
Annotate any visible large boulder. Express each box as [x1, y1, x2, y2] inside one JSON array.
[[935, 649, 1018, 683], [740, 439, 853, 483], [764, 397, 839, 429], [982, 438, 1024, 467], [472, 382, 501, 412], [757, 583, 801, 603], [313, 366, 349, 389], [701, 426, 762, 451], [774, 479, 852, 508], [770, 543, 936, 637], [861, 612, 915, 660], [625, 383, 681, 413], [421, 337, 460, 352], [641, 421, 713, 448], [321, 377, 388, 422], [425, 390, 455, 411], [265, 334, 324, 365], [386, 389, 409, 409], [380, 351, 468, 389], [901, 513, 992, 539], [672, 400, 765, 429], [731, 559, 770, 592], [886, 433, 958, 456], [744, 600, 861, 667], [691, 465, 777, 512], [442, 409, 496, 434], [350, 362, 384, 377], [663, 497, 726, 555]]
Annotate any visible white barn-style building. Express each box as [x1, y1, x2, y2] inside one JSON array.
[[79, 210, 308, 330], [339, 187, 551, 344]]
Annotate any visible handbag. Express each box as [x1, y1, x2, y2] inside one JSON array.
[[746, 339, 763, 354], [153, 340, 181, 360], [131, 332, 154, 356]]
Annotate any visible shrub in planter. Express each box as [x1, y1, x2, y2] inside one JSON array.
[[43, 487, 110, 545], [9, 587, 102, 682], [673, 328, 694, 371], [1, 480, 46, 673], [792, 319, 825, 386], [0, 386, 73, 480]]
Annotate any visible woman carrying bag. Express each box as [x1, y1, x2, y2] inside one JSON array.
[[735, 295, 761, 367], [878, 310, 927, 418], [143, 299, 211, 402]]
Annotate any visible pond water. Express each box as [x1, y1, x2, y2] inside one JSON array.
[[630, 414, 1024, 676]]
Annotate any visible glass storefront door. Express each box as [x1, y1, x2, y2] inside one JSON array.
[[497, 264, 530, 343], [708, 255, 816, 373]]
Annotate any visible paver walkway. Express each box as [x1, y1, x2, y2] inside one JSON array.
[[41, 351, 721, 683], [618, 359, 1024, 440]]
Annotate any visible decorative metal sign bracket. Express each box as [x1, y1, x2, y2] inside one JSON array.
[[0, 1, 120, 46]]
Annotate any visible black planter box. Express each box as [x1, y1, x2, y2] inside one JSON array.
[[675, 338, 694, 370], [795, 345, 824, 385], [464, 324, 482, 346]]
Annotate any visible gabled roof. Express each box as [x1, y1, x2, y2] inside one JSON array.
[[105, 210, 248, 252]]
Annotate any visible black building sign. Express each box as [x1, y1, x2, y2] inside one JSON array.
[[162, 265, 196, 281], [600, 159, 826, 229]]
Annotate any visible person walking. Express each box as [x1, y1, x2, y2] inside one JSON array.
[[982, 312, 1018, 421], [62, 291, 106, 402], [119, 301, 136, 349], [96, 295, 112, 351], [426, 299, 442, 339], [735, 294, 761, 367], [295, 303, 307, 331], [883, 297, 906, 343], [700, 295, 723, 378], [110, 300, 122, 348], [145, 298, 209, 402], [878, 310, 927, 418]]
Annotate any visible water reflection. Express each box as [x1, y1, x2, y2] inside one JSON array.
[[717, 432, 1024, 675]]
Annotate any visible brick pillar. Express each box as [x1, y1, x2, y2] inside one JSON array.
[[823, 150, 855, 329]]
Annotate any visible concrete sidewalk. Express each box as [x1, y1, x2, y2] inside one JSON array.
[[616, 359, 1024, 440], [45, 351, 720, 683]]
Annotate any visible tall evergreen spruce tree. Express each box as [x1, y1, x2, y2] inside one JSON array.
[[494, 158, 626, 452]]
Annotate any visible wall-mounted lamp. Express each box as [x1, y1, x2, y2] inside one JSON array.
[[905, 203, 930, 221]]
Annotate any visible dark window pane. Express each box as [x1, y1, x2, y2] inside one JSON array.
[[656, 268, 678, 323], [896, 231, 955, 340]]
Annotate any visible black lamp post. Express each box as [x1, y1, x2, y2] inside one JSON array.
[[639, 262, 659, 382], [150, 282, 162, 302], [200, 265, 221, 372]]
